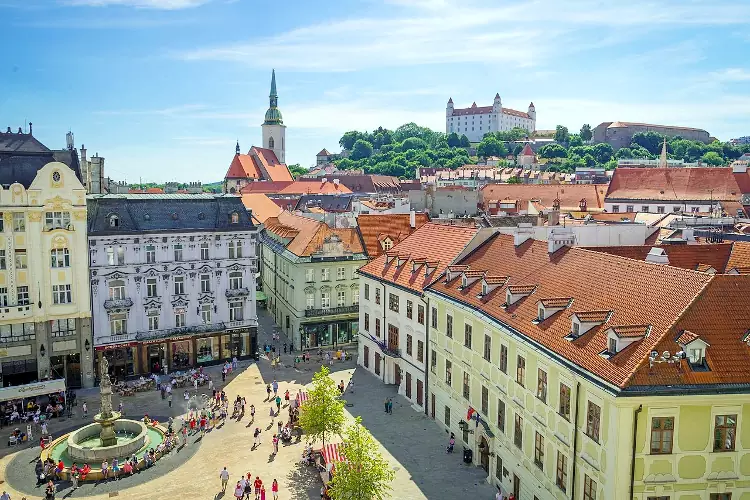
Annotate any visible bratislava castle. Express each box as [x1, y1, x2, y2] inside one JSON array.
[[446, 94, 536, 142]]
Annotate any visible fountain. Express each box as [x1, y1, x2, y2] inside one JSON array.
[[93, 356, 120, 446]]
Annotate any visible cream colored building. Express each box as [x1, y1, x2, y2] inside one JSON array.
[[0, 129, 93, 388]]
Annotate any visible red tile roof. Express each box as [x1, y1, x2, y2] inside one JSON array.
[[675, 330, 701, 345], [240, 193, 283, 224], [606, 121, 707, 133], [356, 213, 429, 258], [726, 241, 750, 271], [573, 310, 611, 323], [264, 212, 363, 257], [539, 297, 572, 308], [427, 233, 721, 389], [519, 144, 535, 157], [226, 153, 262, 180], [277, 180, 352, 195], [358, 222, 479, 294], [450, 102, 530, 119], [606, 167, 745, 201], [317, 149, 331, 156], [480, 184, 607, 211], [610, 325, 650, 338], [586, 243, 734, 273], [225, 147, 293, 183], [238, 181, 294, 194]]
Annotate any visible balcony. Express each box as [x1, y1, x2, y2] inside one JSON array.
[[103, 298, 134, 311], [225, 288, 250, 298], [135, 322, 226, 342], [304, 305, 359, 318]]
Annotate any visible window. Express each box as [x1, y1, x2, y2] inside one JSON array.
[[337, 267, 345, 280], [430, 349, 436, 373], [0, 250, 6, 270], [13, 213, 25, 232], [481, 386, 488, 415], [52, 284, 72, 304], [229, 301, 242, 321], [406, 300, 413, 319], [417, 304, 425, 325], [417, 340, 424, 362], [337, 290, 346, 307], [110, 313, 127, 335], [495, 455, 503, 481], [583, 475, 596, 500], [608, 337, 617, 354], [657, 206, 665, 214], [173, 244, 183, 261], [321, 268, 330, 281], [406, 334, 413, 356], [306, 269, 314, 283], [559, 384, 571, 420], [650, 417, 674, 454], [174, 310, 186, 328], [388, 293, 399, 313], [445, 360, 452, 385], [0, 322, 34, 342], [483, 334, 491, 361], [321, 292, 330, 309], [45, 211, 70, 230], [229, 271, 243, 290], [500, 344, 508, 373], [642, 205, 650, 213], [108, 279, 126, 300], [382, 239, 392, 251], [146, 245, 156, 263], [464, 323, 472, 349], [364, 313, 370, 332], [14, 250, 27, 269], [710, 495, 732, 500], [431, 307, 437, 328], [497, 399, 505, 433], [231, 212, 239, 224], [109, 214, 119, 227], [714, 414, 737, 451], [174, 276, 185, 295], [556, 452, 568, 492], [201, 303, 212, 323], [51, 248, 70, 268], [537, 369, 547, 403], [534, 432, 544, 469], [200, 274, 211, 293], [51, 318, 76, 337], [444, 406, 451, 427], [364, 345, 369, 368], [148, 310, 159, 331], [352, 287, 359, 305], [17, 286, 29, 305], [514, 414, 523, 449], [200, 242, 209, 260], [375, 318, 381, 337], [228, 240, 242, 259], [612, 205, 620, 213], [586, 402, 601, 442], [306, 292, 315, 310], [516, 355, 526, 386], [462, 371, 470, 400], [146, 278, 157, 298], [375, 288, 380, 305], [0, 287, 7, 307], [626, 205, 634, 212]]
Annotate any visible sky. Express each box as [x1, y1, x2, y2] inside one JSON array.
[[2, 0, 750, 183]]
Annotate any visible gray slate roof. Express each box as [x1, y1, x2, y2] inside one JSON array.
[[87, 194, 256, 235], [0, 131, 81, 188], [295, 194, 353, 212]]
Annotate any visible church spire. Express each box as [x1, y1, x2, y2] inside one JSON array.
[[264, 69, 283, 125], [270, 69, 277, 98]]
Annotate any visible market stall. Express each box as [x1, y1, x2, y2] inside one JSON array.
[[0, 379, 67, 429], [319, 442, 346, 486]]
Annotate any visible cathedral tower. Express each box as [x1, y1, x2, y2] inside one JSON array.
[[262, 69, 286, 163]]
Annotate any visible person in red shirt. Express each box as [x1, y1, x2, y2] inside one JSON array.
[[253, 476, 262, 499]]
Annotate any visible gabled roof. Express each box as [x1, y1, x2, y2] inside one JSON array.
[[605, 167, 746, 201], [539, 297, 572, 309], [226, 154, 262, 180], [358, 222, 479, 294], [610, 325, 650, 338], [238, 181, 294, 194], [240, 193, 283, 224], [0, 131, 82, 188], [225, 147, 293, 182], [573, 310, 611, 323], [586, 243, 734, 273], [726, 241, 750, 271], [317, 149, 331, 156], [278, 180, 352, 195], [519, 144, 535, 156], [675, 330, 703, 346], [356, 213, 429, 258], [480, 184, 607, 211], [264, 212, 363, 257]]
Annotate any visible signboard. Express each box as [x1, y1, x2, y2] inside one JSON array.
[[0, 379, 66, 403], [95, 342, 138, 352]]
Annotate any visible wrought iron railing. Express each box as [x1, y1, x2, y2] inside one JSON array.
[[103, 298, 134, 310], [304, 305, 359, 317], [135, 322, 226, 341], [225, 288, 250, 298]]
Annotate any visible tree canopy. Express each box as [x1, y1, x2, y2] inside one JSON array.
[[299, 366, 346, 446]]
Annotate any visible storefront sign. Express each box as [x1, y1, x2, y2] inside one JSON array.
[[141, 334, 202, 345], [95, 342, 138, 351], [0, 378, 66, 402]]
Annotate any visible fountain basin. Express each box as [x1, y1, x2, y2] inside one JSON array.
[[67, 419, 149, 463]]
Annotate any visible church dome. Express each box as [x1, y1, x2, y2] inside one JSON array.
[[264, 107, 283, 125]]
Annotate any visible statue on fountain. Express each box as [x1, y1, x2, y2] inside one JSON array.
[[95, 356, 120, 446]]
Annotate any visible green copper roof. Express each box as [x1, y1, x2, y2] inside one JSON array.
[[263, 69, 283, 125]]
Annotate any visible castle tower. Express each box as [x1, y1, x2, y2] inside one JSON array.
[[261, 69, 286, 163], [527, 102, 536, 121], [493, 93, 502, 132]]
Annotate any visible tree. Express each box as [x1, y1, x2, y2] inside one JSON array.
[[350, 140, 374, 161], [538, 144, 568, 159], [568, 134, 583, 147], [476, 137, 507, 158], [299, 366, 346, 446], [507, 176, 522, 184], [340, 131, 364, 151], [400, 137, 429, 152], [701, 151, 725, 166], [446, 132, 461, 148], [288, 163, 308, 179], [329, 416, 395, 500], [580, 123, 593, 142], [459, 134, 471, 147], [590, 143, 614, 164], [554, 125, 570, 145], [630, 131, 663, 155]]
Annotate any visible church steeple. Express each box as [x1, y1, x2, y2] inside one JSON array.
[[264, 69, 283, 125], [261, 69, 286, 163]]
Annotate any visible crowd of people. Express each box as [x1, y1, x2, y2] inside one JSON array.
[[1, 393, 66, 428], [220, 468, 280, 500]]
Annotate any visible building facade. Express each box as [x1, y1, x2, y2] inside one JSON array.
[[261, 212, 366, 351], [446, 95, 536, 143], [424, 233, 750, 499], [593, 121, 711, 150], [357, 222, 480, 410], [87, 194, 258, 380], [0, 128, 94, 388]]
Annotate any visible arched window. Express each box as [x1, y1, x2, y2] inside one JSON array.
[[109, 279, 125, 300], [231, 212, 239, 224], [109, 214, 119, 228], [268, 137, 275, 149], [51, 248, 70, 268], [229, 271, 243, 290]]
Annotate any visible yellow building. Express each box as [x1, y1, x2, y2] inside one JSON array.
[[423, 233, 750, 500], [0, 129, 93, 388]]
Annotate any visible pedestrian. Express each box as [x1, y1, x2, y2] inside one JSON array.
[[271, 479, 279, 500], [275, 395, 281, 412], [118, 401, 124, 415], [384, 397, 388, 413], [283, 343, 287, 354], [232, 356, 238, 371], [266, 384, 271, 401], [208, 378, 214, 391], [194, 379, 199, 392], [161, 385, 166, 400], [222, 368, 227, 383], [234, 481, 244, 500], [244, 477, 253, 500], [82, 401, 88, 417], [260, 485, 266, 500], [168, 393, 173, 408], [112, 458, 120, 480], [284, 390, 290, 405], [253, 427, 261, 446], [272, 380, 278, 397], [253, 476, 262, 500], [250, 404, 256, 421], [219, 466, 230, 492], [0, 491, 10, 500], [272, 434, 278, 454], [269, 406, 275, 418], [277, 420, 282, 435], [349, 380, 355, 394], [388, 398, 393, 414], [41, 421, 48, 436], [101, 460, 109, 481]]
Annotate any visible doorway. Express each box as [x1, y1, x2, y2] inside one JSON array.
[[394, 363, 401, 386], [479, 436, 489, 473], [513, 474, 520, 498], [431, 393, 435, 419]]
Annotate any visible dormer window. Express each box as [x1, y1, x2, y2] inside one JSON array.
[[231, 212, 239, 224], [603, 325, 650, 358], [608, 337, 617, 354], [506, 285, 536, 306], [676, 330, 710, 370], [109, 214, 119, 228], [688, 347, 705, 364], [382, 238, 393, 251], [572, 321, 580, 336], [537, 306, 545, 322]]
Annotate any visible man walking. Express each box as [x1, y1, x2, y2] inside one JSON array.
[[168, 392, 173, 408], [220, 467, 230, 492], [253, 428, 261, 447], [272, 380, 278, 398]]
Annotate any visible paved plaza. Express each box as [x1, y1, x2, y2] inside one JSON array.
[[0, 310, 497, 499]]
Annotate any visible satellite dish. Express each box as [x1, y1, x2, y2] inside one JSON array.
[[676, 351, 685, 359], [662, 350, 671, 360], [649, 351, 658, 359]]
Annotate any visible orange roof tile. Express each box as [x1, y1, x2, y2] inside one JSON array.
[[539, 297, 572, 308], [726, 241, 750, 270], [606, 167, 743, 202], [264, 212, 363, 257], [358, 222, 479, 294], [276, 180, 352, 195], [484, 275, 508, 285], [573, 310, 611, 323], [251, 147, 293, 182], [238, 181, 294, 194], [463, 270, 486, 278], [240, 193, 283, 224], [480, 184, 607, 211], [675, 330, 701, 345], [507, 284, 537, 294], [226, 153, 263, 180], [519, 144, 535, 156], [587, 243, 733, 273], [610, 325, 650, 338], [356, 213, 429, 258]]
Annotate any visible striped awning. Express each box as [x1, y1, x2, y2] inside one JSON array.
[[296, 391, 309, 403], [321, 442, 346, 465]]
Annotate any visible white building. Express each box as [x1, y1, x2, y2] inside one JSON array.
[[446, 94, 536, 143], [87, 194, 258, 380]]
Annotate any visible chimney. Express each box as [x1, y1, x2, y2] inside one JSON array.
[[28, 122, 32, 135], [547, 210, 560, 226], [682, 228, 695, 243], [548, 226, 574, 254], [514, 223, 535, 246], [17, 127, 22, 134], [645, 247, 669, 265], [409, 210, 416, 228], [5, 127, 10, 133]]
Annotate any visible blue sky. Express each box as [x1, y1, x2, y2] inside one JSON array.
[[2, 0, 750, 182]]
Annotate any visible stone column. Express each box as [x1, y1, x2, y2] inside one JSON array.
[[35, 321, 50, 380], [80, 317, 95, 388]]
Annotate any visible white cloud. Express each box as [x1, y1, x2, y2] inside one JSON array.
[[709, 68, 750, 82], [63, 0, 209, 9]]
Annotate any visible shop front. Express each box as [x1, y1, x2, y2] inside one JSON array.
[[49, 353, 83, 388], [301, 319, 358, 350], [94, 342, 139, 383]]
